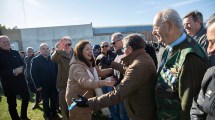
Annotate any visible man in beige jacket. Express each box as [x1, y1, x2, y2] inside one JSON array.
[[73, 34, 157, 120], [51, 36, 73, 120]]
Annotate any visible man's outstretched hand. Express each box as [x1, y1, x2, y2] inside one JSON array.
[[72, 95, 89, 107]]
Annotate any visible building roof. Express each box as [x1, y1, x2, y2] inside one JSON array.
[[93, 24, 152, 35]]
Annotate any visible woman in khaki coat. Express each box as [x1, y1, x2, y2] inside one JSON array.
[[65, 40, 116, 120]]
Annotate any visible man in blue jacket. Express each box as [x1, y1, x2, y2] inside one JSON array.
[[0, 35, 30, 120], [31, 43, 58, 120]]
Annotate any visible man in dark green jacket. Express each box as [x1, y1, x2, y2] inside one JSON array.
[[152, 9, 209, 120]]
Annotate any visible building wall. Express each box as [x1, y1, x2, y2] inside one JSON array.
[[2, 24, 157, 51], [20, 24, 94, 51]]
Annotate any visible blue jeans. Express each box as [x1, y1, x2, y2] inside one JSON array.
[[101, 86, 129, 120], [116, 102, 129, 120]]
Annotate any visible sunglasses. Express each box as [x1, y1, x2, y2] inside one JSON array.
[[101, 45, 109, 48], [111, 40, 121, 45], [65, 43, 72, 47]]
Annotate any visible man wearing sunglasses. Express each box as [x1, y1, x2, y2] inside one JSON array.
[[95, 41, 117, 119], [96, 42, 116, 69], [110, 32, 129, 120], [51, 36, 73, 120]]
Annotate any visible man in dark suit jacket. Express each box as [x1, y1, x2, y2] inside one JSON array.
[[31, 43, 58, 120], [0, 35, 30, 120]]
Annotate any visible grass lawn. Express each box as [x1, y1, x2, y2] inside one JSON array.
[[0, 89, 50, 120], [0, 89, 109, 120]]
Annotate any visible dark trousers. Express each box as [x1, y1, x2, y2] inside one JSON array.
[[28, 83, 41, 103], [6, 91, 30, 120], [41, 87, 58, 117]]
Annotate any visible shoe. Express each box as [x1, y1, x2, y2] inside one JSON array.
[[32, 103, 39, 110]]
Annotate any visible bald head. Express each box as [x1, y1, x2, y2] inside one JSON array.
[[39, 43, 50, 57], [154, 9, 184, 32], [152, 9, 184, 45]]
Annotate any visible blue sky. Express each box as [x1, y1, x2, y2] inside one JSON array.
[[0, 0, 214, 28]]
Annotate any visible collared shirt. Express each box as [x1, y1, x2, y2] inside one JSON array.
[[166, 33, 187, 60]]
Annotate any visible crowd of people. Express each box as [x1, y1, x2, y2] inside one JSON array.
[[0, 9, 215, 120]]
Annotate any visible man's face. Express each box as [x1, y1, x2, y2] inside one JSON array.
[[0, 37, 11, 50], [122, 41, 132, 56], [152, 15, 168, 44], [207, 23, 215, 55], [40, 45, 50, 56], [63, 39, 72, 52], [111, 37, 122, 51], [27, 49, 34, 57], [183, 16, 201, 36], [101, 42, 110, 53]]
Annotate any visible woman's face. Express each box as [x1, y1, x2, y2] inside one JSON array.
[[83, 43, 93, 61]]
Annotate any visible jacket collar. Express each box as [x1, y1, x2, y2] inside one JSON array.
[[39, 54, 50, 61], [121, 48, 146, 67], [193, 25, 206, 40], [116, 49, 124, 55], [0, 48, 12, 53]]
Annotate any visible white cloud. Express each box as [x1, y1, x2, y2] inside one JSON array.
[[168, 0, 201, 8]]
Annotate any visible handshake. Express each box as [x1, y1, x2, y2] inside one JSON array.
[[13, 66, 24, 76]]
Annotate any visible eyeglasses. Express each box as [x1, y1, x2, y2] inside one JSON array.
[[111, 40, 121, 45], [101, 45, 109, 48], [65, 43, 72, 47]]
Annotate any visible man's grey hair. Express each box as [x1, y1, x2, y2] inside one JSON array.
[[26, 47, 34, 52], [159, 9, 184, 32], [61, 36, 71, 42], [111, 32, 124, 41], [206, 13, 215, 28], [39, 43, 49, 50], [183, 11, 203, 25]]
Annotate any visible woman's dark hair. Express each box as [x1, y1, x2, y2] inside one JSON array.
[[123, 34, 146, 51], [74, 40, 95, 68]]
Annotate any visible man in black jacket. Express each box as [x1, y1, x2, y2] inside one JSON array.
[[0, 35, 30, 120], [31, 43, 58, 120], [190, 13, 215, 120], [24, 47, 41, 110]]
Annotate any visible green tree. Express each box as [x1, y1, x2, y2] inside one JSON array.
[[0, 24, 6, 35]]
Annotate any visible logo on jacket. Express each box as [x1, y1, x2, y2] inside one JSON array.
[[206, 89, 213, 98]]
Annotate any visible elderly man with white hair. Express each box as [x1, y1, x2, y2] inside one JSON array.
[[152, 9, 209, 120]]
